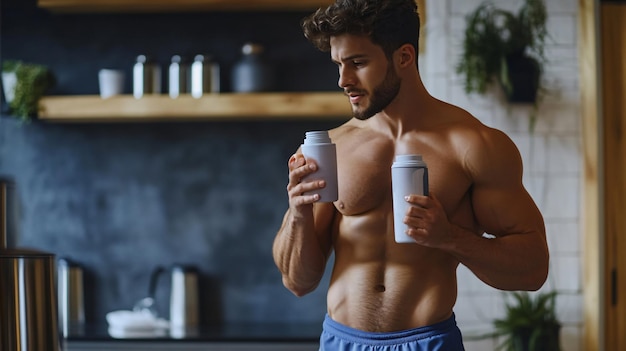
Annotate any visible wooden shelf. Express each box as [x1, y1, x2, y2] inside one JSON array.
[[37, 0, 335, 13], [38, 92, 352, 122]]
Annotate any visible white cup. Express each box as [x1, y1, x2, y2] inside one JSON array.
[[98, 69, 125, 99]]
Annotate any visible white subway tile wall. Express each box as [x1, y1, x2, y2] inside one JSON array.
[[422, 0, 583, 350]]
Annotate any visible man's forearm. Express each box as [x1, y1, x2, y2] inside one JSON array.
[[446, 226, 549, 291], [273, 210, 329, 296]]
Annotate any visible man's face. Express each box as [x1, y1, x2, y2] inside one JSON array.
[[330, 34, 401, 120]]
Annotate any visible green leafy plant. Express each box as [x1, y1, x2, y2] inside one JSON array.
[[2, 60, 55, 121], [456, 0, 548, 128], [491, 291, 561, 351]]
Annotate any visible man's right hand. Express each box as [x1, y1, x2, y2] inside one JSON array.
[[287, 153, 326, 211]]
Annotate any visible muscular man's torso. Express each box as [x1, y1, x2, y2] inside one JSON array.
[[325, 107, 486, 332]]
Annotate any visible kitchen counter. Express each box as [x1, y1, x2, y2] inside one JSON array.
[[65, 323, 321, 351], [67, 322, 321, 341]]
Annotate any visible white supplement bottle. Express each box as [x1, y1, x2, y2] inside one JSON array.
[[391, 154, 429, 243], [300, 131, 338, 202]]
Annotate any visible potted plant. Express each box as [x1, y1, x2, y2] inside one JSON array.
[[456, 0, 548, 107], [488, 291, 561, 351], [2, 60, 55, 121]]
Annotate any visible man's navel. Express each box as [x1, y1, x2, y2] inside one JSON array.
[[374, 284, 386, 293]]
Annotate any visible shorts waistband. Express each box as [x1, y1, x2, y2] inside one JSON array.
[[322, 313, 459, 346]]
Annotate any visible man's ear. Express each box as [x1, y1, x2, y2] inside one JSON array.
[[396, 44, 416, 68]]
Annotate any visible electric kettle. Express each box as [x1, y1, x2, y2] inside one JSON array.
[[149, 264, 200, 329], [57, 257, 85, 337]]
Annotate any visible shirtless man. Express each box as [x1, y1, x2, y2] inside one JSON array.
[[272, 0, 549, 350]]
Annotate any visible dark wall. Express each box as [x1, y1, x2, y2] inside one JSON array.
[[0, 1, 341, 325], [0, 1, 336, 94]]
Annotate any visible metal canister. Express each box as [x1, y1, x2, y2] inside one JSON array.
[[57, 257, 85, 337], [133, 54, 161, 99], [1, 177, 61, 351], [231, 43, 275, 93], [168, 55, 190, 99], [190, 54, 220, 98], [0, 249, 61, 351]]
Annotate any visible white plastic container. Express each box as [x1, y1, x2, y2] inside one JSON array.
[[300, 131, 338, 203], [391, 154, 429, 243]]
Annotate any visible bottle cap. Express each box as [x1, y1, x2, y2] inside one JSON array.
[[242, 43, 264, 55], [392, 154, 426, 168], [303, 131, 332, 144]]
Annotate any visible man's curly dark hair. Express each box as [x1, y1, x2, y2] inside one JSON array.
[[301, 0, 420, 61]]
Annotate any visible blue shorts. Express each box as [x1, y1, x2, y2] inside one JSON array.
[[320, 313, 465, 351]]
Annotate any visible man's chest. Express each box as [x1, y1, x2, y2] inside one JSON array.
[[334, 147, 472, 217]]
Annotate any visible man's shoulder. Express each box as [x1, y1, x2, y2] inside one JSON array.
[[450, 121, 521, 182], [431, 100, 509, 145], [428, 101, 520, 170]]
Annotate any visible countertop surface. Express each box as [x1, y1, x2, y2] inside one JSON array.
[[66, 322, 322, 343]]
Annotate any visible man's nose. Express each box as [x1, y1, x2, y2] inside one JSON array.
[[337, 68, 355, 89]]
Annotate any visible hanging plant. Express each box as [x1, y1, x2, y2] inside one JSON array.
[[456, 0, 549, 129]]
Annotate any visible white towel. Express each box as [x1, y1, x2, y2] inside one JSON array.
[[106, 310, 169, 338]]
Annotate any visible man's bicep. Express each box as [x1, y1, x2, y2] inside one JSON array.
[[467, 128, 544, 237], [471, 182, 544, 238]]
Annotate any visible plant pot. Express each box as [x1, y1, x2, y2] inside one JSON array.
[[512, 324, 561, 351], [501, 53, 541, 103], [2, 71, 17, 103]]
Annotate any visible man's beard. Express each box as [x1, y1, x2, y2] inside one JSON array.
[[352, 64, 401, 120]]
